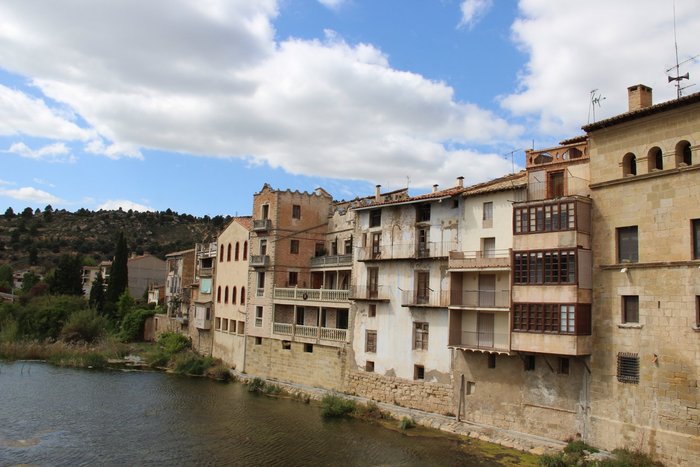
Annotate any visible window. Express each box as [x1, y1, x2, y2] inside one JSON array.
[[548, 171, 565, 198], [365, 361, 375, 372], [215, 317, 221, 330], [227, 320, 234, 333], [330, 239, 338, 256], [483, 202, 493, 228], [260, 239, 267, 256], [282, 340, 291, 350], [217, 286, 221, 303], [414, 322, 429, 350], [416, 228, 428, 256], [292, 204, 301, 219], [219, 244, 224, 262], [369, 209, 381, 227], [648, 147, 663, 171], [622, 296, 639, 323], [417, 204, 431, 222], [371, 232, 381, 259], [368, 304, 376, 317], [304, 343, 313, 353], [414, 365, 425, 380], [622, 152, 637, 176], [512, 303, 591, 335], [254, 336, 262, 345], [227, 243, 232, 262], [232, 286, 237, 304], [235, 242, 240, 260], [514, 202, 575, 234], [524, 355, 535, 371], [513, 250, 576, 285], [365, 330, 377, 353], [222, 319, 228, 332], [290, 239, 299, 254], [696, 296, 700, 328], [487, 354, 496, 369], [255, 306, 263, 327], [693, 219, 700, 259], [416, 271, 429, 304], [617, 352, 639, 383], [344, 238, 353, 255], [677, 140, 692, 166], [238, 321, 245, 334], [617, 226, 638, 263], [261, 204, 269, 219], [224, 286, 229, 304], [200, 279, 211, 295], [315, 242, 325, 257], [452, 199, 459, 209], [243, 241, 248, 260], [240, 287, 245, 304], [288, 271, 298, 286], [558, 357, 569, 375], [367, 267, 379, 298]]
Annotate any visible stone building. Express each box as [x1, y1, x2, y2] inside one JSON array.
[[583, 85, 700, 465], [154, 248, 196, 338], [126, 254, 166, 299], [188, 242, 217, 354], [212, 217, 251, 369]]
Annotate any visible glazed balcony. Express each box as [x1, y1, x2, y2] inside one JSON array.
[[252, 219, 272, 232], [273, 287, 350, 303], [310, 254, 352, 268], [250, 255, 270, 268], [400, 290, 449, 307], [510, 303, 592, 355], [448, 249, 511, 270], [449, 289, 510, 309]]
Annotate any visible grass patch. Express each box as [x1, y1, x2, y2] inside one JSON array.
[[207, 364, 232, 382], [172, 352, 215, 376], [538, 442, 663, 467], [263, 383, 283, 395], [354, 401, 385, 421], [399, 416, 415, 430], [321, 394, 356, 418], [248, 377, 265, 393]]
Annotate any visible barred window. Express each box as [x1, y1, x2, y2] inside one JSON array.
[[617, 352, 639, 384]]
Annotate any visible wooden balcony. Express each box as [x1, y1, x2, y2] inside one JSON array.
[[450, 331, 510, 353], [400, 290, 449, 307], [273, 287, 350, 303], [252, 219, 272, 232], [449, 289, 510, 309], [250, 255, 269, 268], [448, 249, 511, 270], [271, 322, 348, 343]]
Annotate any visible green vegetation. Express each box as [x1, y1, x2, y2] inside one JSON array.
[[538, 441, 663, 467], [398, 416, 415, 430], [60, 309, 108, 343], [263, 383, 283, 395], [248, 377, 266, 393], [48, 254, 84, 296], [321, 393, 356, 418], [119, 308, 155, 342], [106, 232, 128, 309], [173, 352, 215, 376]]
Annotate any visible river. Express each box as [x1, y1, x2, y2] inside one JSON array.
[[0, 362, 509, 466]]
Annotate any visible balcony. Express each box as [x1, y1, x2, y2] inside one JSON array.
[[448, 309, 511, 353], [194, 316, 211, 330], [400, 290, 449, 307], [250, 255, 270, 268], [196, 242, 217, 259], [448, 250, 511, 270], [451, 331, 510, 353], [252, 219, 272, 232], [256, 287, 265, 298], [357, 241, 456, 261], [198, 266, 213, 277], [449, 289, 510, 309], [273, 287, 350, 303], [510, 303, 592, 355], [310, 254, 352, 268], [271, 322, 348, 343], [349, 285, 391, 301]]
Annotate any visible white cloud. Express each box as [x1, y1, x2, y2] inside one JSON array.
[[317, 0, 346, 10], [0, 186, 63, 204], [458, 0, 493, 29], [0, 179, 13, 186], [7, 142, 76, 163], [0, 0, 523, 188], [503, 0, 700, 136], [96, 199, 155, 212], [32, 178, 55, 187]]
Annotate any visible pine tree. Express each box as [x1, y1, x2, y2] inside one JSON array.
[[4, 207, 14, 219], [106, 231, 128, 305]]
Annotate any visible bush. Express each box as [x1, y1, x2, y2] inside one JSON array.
[[538, 454, 567, 467], [354, 401, 384, 421], [60, 309, 108, 343], [321, 394, 356, 418], [399, 416, 415, 430], [157, 332, 191, 354], [264, 384, 282, 395], [146, 350, 171, 368], [564, 440, 598, 455], [248, 377, 265, 393], [173, 352, 215, 376], [207, 364, 232, 382], [119, 308, 155, 342], [601, 449, 663, 467]]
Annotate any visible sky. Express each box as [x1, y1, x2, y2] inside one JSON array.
[[1, 0, 699, 217]]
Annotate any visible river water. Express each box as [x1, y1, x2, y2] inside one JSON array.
[[0, 363, 503, 466]]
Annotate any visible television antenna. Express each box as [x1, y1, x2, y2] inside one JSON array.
[[503, 148, 522, 174], [588, 89, 605, 124], [667, 0, 698, 98]]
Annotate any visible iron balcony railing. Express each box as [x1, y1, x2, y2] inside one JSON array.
[[357, 241, 456, 261], [449, 289, 510, 308], [448, 249, 511, 269], [310, 254, 353, 268], [252, 219, 272, 231], [273, 287, 350, 302], [400, 290, 450, 307], [255, 287, 265, 297]]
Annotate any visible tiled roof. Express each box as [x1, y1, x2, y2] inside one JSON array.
[[233, 216, 252, 231], [582, 90, 700, 132], [165, 248, 195, 257]]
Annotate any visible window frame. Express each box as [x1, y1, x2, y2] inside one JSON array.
[[513, 249, 577, 285], [692, 219, 700, 260], [512, 303, 591, 335], [369, 209, 381, 228], [365, 330, 377, 353], [617, 226, 639, 263], [617, 352, 639, 384], [292, 204, 301, 219], [290, 239, 300, 254], [413, 321, 429, 350], [514, 201, 576, 234], [622, 295, 639, 324]]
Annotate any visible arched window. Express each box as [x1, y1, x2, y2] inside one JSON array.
[[241, 287, 246, 304], [232, 286, 237, 304], [676, 140, 692, 166], [217, 286, 221, 303], [648, 147, 663, 171], [219, 245, 224, 262], [227, 243, 232, 261], [243, 241, 248, 260], [224, 286, 229, 304], [622, 153, 637, 176], [235, 242, 240, 261]]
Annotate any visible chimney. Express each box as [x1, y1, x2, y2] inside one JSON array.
[[375, 185, 381, 201], [456, 176, 464, 188], [432, 184, 439, 193], [628, 84, 652, 112]]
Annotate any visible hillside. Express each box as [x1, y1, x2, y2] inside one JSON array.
[[0, 206, 227, 271]]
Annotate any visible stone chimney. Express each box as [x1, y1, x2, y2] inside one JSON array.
[[375, 185, 381, 201], [456, 176, 464, 188], [628, 84, 652, 112], [432, 184, 439, 193]]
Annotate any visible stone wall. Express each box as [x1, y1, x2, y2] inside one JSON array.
[[244, 337, 347, 390], [345, 371, 453, 415]]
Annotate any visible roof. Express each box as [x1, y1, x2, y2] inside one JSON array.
[[558, 135, 587, 145], [233, 216, 252, 231], [165, 248, 195, 258], [582, 90, 700, 132], [353, 171, 527, 210]]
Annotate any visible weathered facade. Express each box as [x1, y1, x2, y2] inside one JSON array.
[[584, 85, 700, 465], [126, 254, 167, 299]]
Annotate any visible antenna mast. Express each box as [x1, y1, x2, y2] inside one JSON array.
[[588, 89, 605, 124], [666, 0, 696, 98]]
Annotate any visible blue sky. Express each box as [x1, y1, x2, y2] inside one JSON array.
[[1, 0, 698, 217]]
